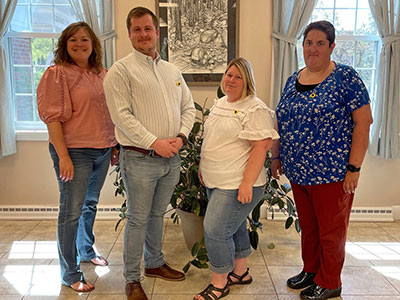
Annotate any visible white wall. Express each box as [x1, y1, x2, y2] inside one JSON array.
[[0, 0, 398, 210]]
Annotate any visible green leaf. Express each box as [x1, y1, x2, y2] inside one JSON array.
[[271, 179, 279, 189], [191, 242, 199, 256], [183, 262, 191, 273], [249, 230, 259, 250], [295, 219, 301, 232], [285, 217, 293, 229], [191, 260, 202, 268], [194, 102, 203, 111], [287, 199, 294, 215], [199, 263, 209, 269], [267, 242, 275, 249], [114, 219, 123, 232]]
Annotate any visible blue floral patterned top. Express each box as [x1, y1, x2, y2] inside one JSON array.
[[276, 62, 370, 186]]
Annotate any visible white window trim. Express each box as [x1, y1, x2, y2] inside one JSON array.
[[16, 130, 48, 141]]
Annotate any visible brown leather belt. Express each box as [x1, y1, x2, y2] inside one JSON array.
[[122, 145, 161, 157]]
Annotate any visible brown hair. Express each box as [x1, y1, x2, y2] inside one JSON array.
[[221, 57, 256, 99], [53, 22, 103, 73], [303, 20, 336, 46], [126, 6, 159, 33]]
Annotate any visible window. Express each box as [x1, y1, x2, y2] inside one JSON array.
[[297, 0, 380, 96], [6, 0, 78, 130]]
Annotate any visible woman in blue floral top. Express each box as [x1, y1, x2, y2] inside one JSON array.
[[272, 21, 373, 300]]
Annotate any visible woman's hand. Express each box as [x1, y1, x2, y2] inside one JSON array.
[[343, 171, 360, 194], [238, 182, 253, 204], [271, 158, 282, 179], [111, 147, 119, 166], [59, 155, 74, 182]]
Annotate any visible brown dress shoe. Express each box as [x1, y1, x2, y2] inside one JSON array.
[[125, 282, 148, 300], [144, 263, 185, 281]]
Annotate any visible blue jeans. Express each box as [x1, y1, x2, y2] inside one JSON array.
[[120, 148, 180, 283], [204, 186, 264, 274], [49, 143, 111, 285]]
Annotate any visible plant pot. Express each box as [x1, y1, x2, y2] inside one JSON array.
[[176, 208, 205, 251]]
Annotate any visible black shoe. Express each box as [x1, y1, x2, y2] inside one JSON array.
[[287, 270, 315, 289], [300, 283, 342, 300]]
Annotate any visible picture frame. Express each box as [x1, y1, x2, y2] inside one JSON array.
[[156, 0, 239, 85]]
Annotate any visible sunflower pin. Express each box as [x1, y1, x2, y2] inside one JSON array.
[[176, 81, 181, 86], [310, 92, 316, 98], [234, 109, 239, 115]]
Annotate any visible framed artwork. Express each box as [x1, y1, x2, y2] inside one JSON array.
[[156, 0, 239, 85]]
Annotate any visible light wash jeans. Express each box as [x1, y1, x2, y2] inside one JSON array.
[[204, 186, 264, 274], [49, 143, 111, 285], [120, 148, 180, 283]]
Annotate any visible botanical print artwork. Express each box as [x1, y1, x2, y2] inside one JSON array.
[[165, 0, 228, 74]]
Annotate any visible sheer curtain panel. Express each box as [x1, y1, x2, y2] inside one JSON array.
[[368, 0, 400, 159], [0, 0, 17, 158]]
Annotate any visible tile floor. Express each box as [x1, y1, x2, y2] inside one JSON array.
[[0, 219, 399, 299]]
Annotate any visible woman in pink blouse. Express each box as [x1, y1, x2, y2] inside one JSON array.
[[37, 22, 117, 293]]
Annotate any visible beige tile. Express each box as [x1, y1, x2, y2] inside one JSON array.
[[247, 248, 266, 266], [348, 222, 379, 228], [106, 242, 124, 265], [341, 297, 400, 300], [25, 293, 90, 299], [162, 242, 194, 269], [347, 227, 397, 242], [153, 267, 210, 295], [163, 221, 185, 244], [0, 296, 23, 300], [92, 221, 122, 244], [0, 221, 40, 243], [381, 227, 400, 242], [261, 243, 302, 267], [341, 266, 399, 295], [22, 221, 57, 241], [376, 221, 400, 228], [268, 266, 303, 296], [90, 264, 154, 295], [87, 295, 126, 300], [258, 226, 301, 245]]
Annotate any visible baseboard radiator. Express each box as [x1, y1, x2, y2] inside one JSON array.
[[0, 205, 396, 222]]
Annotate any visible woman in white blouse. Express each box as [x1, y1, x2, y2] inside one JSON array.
[[194, 58, 279, 300]]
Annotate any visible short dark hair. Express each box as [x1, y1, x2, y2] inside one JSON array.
[[126, 6, 159, 33], [303, 20, 336, 46], [53, 22, 103, 73]]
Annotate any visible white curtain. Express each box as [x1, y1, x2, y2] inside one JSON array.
[[69, 0, 116, 69], [0, 0, 17, 158], [368, 0, 400, 159], [270, 0, 317, 109]]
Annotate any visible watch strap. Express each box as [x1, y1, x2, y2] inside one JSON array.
[[347, 164, 361, 172]]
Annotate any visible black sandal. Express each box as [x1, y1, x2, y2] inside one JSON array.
[[194, 282, 230, 300], [227, 267, 253, 286]]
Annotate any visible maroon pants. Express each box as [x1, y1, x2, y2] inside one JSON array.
[[291, 181, 354, 289]]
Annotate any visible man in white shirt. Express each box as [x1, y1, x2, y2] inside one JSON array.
[[103, 6, 195, 300]]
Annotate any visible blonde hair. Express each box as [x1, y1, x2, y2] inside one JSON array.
[[220, 57, 256, 99]]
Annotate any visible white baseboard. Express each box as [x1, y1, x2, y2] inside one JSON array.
[[260, 204, 394, 222], [0, 205, 394, 222]]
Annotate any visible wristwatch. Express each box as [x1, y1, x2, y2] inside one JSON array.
[[177, 133, 188, 145], [346, 164, 361, 172]]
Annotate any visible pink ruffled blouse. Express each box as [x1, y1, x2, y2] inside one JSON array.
[[37, 64, 117, 148]]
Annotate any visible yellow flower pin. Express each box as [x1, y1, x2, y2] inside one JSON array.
[[310, 93, 316, 98], [234, 109, 239, 115], [176, 81, 181, 86]]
